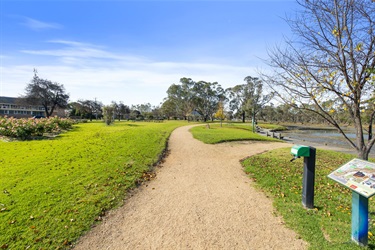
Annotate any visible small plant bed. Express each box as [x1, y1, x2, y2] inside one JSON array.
[[242, 148, 375, 249], [0, 121, 184, 249], [190, 123, 281, 144], [0, 116, 75, 141]]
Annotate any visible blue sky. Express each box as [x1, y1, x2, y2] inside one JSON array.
[[0, 0, 298, 106]]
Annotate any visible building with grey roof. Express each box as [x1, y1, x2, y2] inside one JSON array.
[[0, 96, 46, 118]]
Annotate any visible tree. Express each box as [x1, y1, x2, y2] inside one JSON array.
[[151, 105, 162, 120], [192, 81, 225, 122], [132, 103, 152, 115], [68, 101, 84, 118], [214, 101, 226, 127], [72, 99, 102, 120], [23, 70, 69, 118], [263, 0, 375, 159], [102, 105, 115, 125], [258, 104, 277, 122], [227, 84, 246, 122], [161, 99, 178, 120], [227, 76, 273, 128], [164, 78, 195, 120], [112, 101, 130, 121], [118, 102, 130, 120]]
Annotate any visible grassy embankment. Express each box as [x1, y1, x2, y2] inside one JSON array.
[[190, 123, 282, 144], [191, 123, 375, 249], [257, 122, 288, 131], [0, 121, 185, 249]]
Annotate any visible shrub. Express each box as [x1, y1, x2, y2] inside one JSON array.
[[0, 116, 74, 140], [102, 105, 115, 125]]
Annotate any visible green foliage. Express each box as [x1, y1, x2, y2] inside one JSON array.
[[214, 102, 226, 120], [0, 116, 74, 140], [226, 76, 273, 122], [24, 70, 70, 118], [164, 77, 224, 121], [190, 123, 281, 144], [0, 121, 183, 249], [242, 148, 375, 249], [102, 105, 115, 125]]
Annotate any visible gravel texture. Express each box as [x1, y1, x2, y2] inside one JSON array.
[[74, 125, 308, 250]]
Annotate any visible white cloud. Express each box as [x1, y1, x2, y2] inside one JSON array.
[[0, 62, 255, 106], [2, 40, 257, 105], [22, 17, 62, 31], [21, 40, 146, 63]]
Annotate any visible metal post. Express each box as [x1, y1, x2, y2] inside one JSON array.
[[352, 191, 368, 246], [302, 146, 316, 209], [252, 115, 255, 133]]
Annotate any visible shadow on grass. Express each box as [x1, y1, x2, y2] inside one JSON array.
[[124, 123, 140, 127]]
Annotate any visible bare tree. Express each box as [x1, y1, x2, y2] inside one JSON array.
[[263, 0, 375, 159]]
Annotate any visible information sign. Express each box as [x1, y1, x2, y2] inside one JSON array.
[[328, 158, 375, 198]]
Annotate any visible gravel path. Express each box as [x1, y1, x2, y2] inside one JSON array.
[[74, 125, 308, 249]]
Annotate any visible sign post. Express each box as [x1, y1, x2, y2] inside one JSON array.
[[328, 158, 375, 246], [351, 191, 368, 246], [290, 145, 316, 209]]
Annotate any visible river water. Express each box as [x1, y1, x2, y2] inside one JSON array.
[[281, 125, 375, 157]]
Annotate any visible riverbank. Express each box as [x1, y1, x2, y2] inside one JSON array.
[[275, 124, 375, 157], [282, 134, 360, 156]]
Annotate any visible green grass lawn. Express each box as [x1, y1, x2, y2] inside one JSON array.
[[2, 120, 368, 249], [257, 122, 288, 131], [190, 123, 281, 144], [242, 148, 375, 249], [0, 121, 185, 249]]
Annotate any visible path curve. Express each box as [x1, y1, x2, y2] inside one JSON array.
[[74, 125, 308, 249]]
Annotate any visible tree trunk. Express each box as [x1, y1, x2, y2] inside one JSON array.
[[357, 148, 370, 161], [44, 106, 51, 118], [369, 123, 372, 141], [355, 115, 367, 160], [242, 111, 245, 123], [368, 111, 375, 141]]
